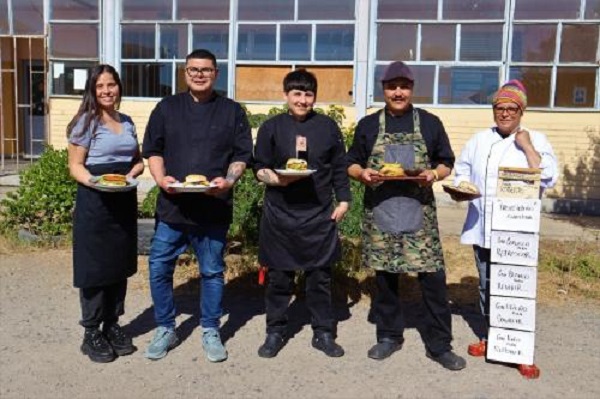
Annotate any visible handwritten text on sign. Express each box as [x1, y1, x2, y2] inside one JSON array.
[[491, 231, 539, 266], [488, 327, 535, 365], [492, 198, 541, 233], [490, 264, 537, 299], [490, 296, 536, 332]]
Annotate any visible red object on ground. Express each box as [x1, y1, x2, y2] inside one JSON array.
[[468, 340, 487, 357], [518, 364, 541, 379], [258, 266, 267, 285]]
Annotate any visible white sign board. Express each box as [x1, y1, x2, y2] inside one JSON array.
[[73, 69, 88, 90], [490, 296, 536, 332], [492, 198, 541, 233], [491, 231, 539, 266], [490, 264, 537, 299], [488, 327, 535, 365]]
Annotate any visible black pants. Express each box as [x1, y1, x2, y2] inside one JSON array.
[[79, 280, 127, 329], [265, 267, 334, 336], [371, 270, 452, 356]]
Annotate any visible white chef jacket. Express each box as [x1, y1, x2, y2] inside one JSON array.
[[454, 126, 559, 248]]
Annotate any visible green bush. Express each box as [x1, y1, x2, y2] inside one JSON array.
[[139, 185, 159, 218], [230, 170, 265, 247], [0, 146, 77, 239]]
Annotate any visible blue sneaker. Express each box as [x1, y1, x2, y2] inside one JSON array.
[[144, 326, 179, 360], [202, 328, 227, 362]]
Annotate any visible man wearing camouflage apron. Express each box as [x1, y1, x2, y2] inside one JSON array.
[[347, 61, 466, 370]]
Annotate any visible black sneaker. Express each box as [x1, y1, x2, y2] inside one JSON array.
[[258, 333, 285, 358], [312, 332, 344, 358], [81, 328, 116, 363], [426, 350, 467, 371], [103, 323, 135, 356], [367, 338, 403, 360]]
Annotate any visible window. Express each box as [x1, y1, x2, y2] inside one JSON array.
[[160, 25, 188, 59], [315, 25, 354, 61], [0, 0, 9, 34], [439, 67, 499, 105], [50, 24, 99, 58], [237, 25, 277, 61], [122, 62, 173, 97], [377, 24, 417, 61], [281, 25, 312, 61], [443, 0, 505, 20], [460, 24, 503, 61], [178, 0, 229, 20], [238, 0, 294, 21], [421, 25, 455, 61], [49, 0, 100, 95], [560, 24, 599, 63], [377, 0, 437, 20], [510, 2, 599, 108], [51, 0, 98, 20], [122, 25, 155, 59], [298, 0, 355, 20], [511, 25, 556, 62], [193, 25, 229, 59], [51, 61, 97, 95], [514, 0, 580, 20], [122, 0, 171, 20], [13, 0, 44, 35], [555, 68, 596, 108]]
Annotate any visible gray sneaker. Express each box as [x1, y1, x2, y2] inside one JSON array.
[[144, 326, 179, 360], [202, 328, 227, 362]]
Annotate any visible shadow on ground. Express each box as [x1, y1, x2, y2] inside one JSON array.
[[124, 270, 485, 349]]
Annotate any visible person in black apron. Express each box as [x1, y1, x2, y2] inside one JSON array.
[[67, 64, 144, 363], [254, 70, 351, 358], [347, 61, 466, 370]]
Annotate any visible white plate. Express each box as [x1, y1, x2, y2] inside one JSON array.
[[168, 182, 217, 193], [274, 169, 317, 176], [93, 177, 139, 193]]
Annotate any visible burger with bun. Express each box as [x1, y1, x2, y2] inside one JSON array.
[[183, 174, 209, 187], [380, 163, 405, 177], [98, 174, 127, 187], [286, 158, 308, 171]]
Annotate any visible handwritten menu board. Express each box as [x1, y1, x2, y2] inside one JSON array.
[[491, 198, 541, 233], [490, 296, 536, 332], [490, 264, 537, 299], [496, 167, 541, 200], [488, 327, 535, 365], [490, 231, 539, 266], [487, 167, 541, 367]]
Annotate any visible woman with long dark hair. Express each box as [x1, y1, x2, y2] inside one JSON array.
[[67, 64, 144, 363]]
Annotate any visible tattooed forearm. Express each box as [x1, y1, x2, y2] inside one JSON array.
[[226, 162, 246, 183], [257, 169, 279, 186]]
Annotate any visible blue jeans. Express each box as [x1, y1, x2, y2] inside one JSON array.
[[149, 221, 228, 329], [473, 245, 491, 339]]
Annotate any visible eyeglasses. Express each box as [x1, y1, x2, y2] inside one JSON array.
[[493, 105, 520, 116], [185, 67, 216, 77]]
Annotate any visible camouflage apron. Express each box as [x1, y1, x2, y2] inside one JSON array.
[[361, 109, 445, 273]]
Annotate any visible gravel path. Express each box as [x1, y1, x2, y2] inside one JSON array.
[[1, 249, 599, 399]]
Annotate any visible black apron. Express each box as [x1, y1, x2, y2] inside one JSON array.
[[72, 162, 137, 288]]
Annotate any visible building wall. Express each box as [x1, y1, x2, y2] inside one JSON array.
[[49, 98, 600, 212]]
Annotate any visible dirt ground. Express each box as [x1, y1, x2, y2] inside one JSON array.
[[1, 247, 599, 399]]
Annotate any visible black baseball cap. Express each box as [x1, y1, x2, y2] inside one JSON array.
[[381, 61, 414, 83]]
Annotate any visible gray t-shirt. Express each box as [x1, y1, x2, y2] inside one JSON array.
[[68, 113, 139, 166]]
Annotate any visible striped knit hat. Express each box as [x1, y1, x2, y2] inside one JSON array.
[[493, 79, 527, 110]]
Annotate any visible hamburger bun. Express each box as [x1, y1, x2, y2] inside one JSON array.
[[183, 174, 209, 187], [286, 158, 308, 171], [99, 174, 127, 187], [458, 181, 479, 194], [380, 163, 405, 176]]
